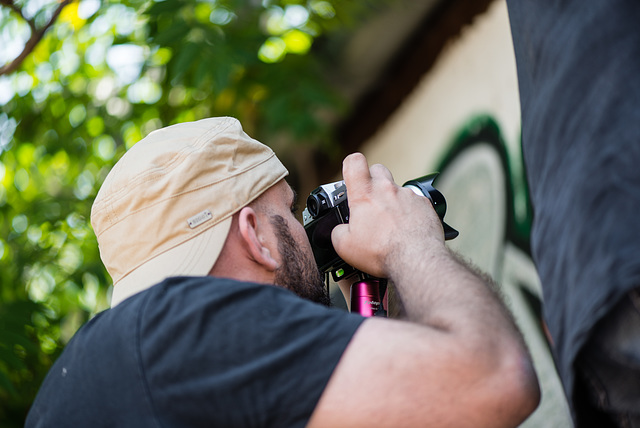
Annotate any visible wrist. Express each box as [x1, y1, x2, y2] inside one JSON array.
[[384, 237, 448, 283]]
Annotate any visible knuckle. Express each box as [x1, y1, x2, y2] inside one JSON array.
[[378, 178, 397, 193]]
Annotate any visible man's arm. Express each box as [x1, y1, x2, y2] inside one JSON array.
[[308, 153, 540, 428]]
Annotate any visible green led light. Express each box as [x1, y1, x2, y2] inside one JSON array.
[[336, 268, 345, 278]]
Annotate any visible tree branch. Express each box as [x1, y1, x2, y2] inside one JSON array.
[[0, 0, 75, 76]]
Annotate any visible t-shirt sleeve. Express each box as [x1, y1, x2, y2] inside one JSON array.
[[138, 277, 364, 428]]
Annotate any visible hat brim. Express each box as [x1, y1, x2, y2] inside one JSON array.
[[110, 216, 232, 307]]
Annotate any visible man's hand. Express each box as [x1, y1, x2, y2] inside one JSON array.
[[331, 153, 446, 279]]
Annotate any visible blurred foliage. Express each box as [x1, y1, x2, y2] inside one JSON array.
[[0, 0, 393, 424]]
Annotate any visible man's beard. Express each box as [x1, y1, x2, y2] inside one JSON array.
[[270, 215, 330, 306]]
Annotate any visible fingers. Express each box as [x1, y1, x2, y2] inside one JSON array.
[[331, 153, 399, 278], [342, 153, 395, 199], [341, 153, 371, 197], [370, 163, 394, 182]]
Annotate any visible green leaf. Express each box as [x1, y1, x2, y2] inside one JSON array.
[[0, 370, 18, 397], [170, 42, 201, 81], [152, 21, 190, 46], [146, 0, 185, 16]]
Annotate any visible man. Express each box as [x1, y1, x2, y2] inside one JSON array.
[[26, 117, 539, 427], [506, 1, 640, 426]]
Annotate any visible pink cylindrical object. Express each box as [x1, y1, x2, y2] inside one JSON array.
[[350, 280, 382, 317]]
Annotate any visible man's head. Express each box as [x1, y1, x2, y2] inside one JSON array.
[[210, 179, 329, 306], [91, 117, 324, 306]]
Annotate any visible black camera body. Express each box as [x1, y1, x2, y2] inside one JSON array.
[[302, 173, 458, 281]]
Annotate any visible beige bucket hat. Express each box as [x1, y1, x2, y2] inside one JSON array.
[[91, 117, 288, 307]]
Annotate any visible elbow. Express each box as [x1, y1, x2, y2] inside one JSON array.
[[490, 345, 541, 427], [511, 354, 541, 423], [463, 334, 540, 427]]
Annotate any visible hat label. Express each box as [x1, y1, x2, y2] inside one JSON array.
[[187, 209, 213, 229]]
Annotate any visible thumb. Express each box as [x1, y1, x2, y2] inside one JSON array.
[[331, 222, 386, 278], [331, 223, 351, 260]]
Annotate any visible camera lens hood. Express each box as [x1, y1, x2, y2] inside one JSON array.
[[403, 174, 459, 240]]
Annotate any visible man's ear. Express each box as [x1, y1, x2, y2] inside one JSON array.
[[237, 206, 279, 272]]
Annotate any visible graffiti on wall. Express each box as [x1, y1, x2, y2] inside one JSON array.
[[434, 114, 572, 427]]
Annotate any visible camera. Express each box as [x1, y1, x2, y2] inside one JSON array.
[[302, 173, 458, 282]]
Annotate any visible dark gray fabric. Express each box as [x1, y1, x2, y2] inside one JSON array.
[[506, 0, 640, 423], [25, 277, 364, 427], [575, 289, 640, 427]]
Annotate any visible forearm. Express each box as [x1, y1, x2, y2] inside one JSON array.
[[391, 241, 528, 369], [390, 244, 519, 341]]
